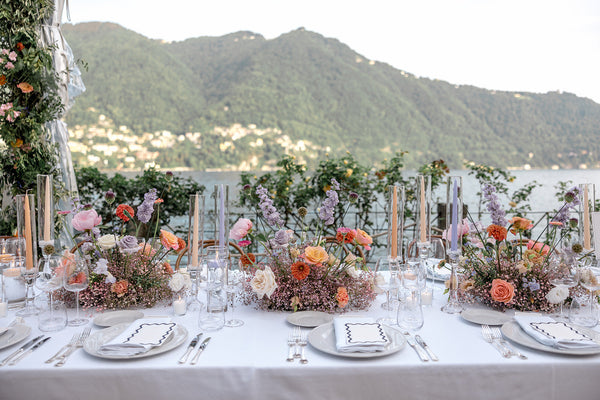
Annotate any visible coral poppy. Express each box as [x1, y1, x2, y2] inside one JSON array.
[[486, 224, 507, 241], [115, 204, 135, 222], [336, 227, 356, 244], [291, 261, 310, 280]]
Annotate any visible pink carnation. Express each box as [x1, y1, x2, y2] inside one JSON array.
[[230, 218, 253, 240]]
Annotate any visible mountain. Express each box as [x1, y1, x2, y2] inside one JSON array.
[[62, 22, 600, 170]]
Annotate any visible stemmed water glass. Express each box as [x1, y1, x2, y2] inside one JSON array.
[[376, 258, 400, 325], [36, 255, 67, 331], [17, 256, 39, 316], [224, 267, 244, 327], [575, 265, 600, 327], [64, 257, 89, 326], [548, 261, 578, 321]]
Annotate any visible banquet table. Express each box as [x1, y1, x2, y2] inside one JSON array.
[[1, 285, 600, 400]]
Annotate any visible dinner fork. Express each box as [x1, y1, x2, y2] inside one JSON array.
[[481, 325, 510, 358], [46, 333, 78, 363], [286, 333, 296, 362], [55, 327, 91, 367], [491, 326, 527, 360], [293, 326, 301, 358], [298, 332, 308, 364]]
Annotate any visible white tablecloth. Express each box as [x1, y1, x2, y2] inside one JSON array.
[[1, 285, 599, 400]]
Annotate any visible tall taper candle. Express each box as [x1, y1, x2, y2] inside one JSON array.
[[43, 175, 51, 242], [219, 185, 225, 248], [24, 194, 33, 270], [451, 178, 459, 252], [584, 185, 591, 250], [391, 186, 398, 259], [419, 177, 426, 242], [192, 194, 199, 267]]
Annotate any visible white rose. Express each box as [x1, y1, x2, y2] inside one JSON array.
[[251, 266, 278, 298], [169, 272, 186, 292], [97, 234, 117, 250], [545, 286, 569, 304]]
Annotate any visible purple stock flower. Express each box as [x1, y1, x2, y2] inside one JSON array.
[[256, 185, 283, 227], [482, 184, 507, 226], [319, 179, 340, 225], [137, 188, 158, 223]]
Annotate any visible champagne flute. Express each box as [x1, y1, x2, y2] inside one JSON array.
[[64, 258, 89, 326]]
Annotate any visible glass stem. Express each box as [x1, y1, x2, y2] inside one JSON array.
[[75, 291, 80, 320]]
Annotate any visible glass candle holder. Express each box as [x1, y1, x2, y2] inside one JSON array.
[[37, 174, 55, 255], [213, 184, 229, 250]]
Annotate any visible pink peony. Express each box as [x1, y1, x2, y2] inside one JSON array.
[[230, 218, 253, 240], [71, 209, 102, 232]]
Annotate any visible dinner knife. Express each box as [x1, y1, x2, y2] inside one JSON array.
[[178, 333, 203, 364], [0, 335, 44, 367], [402, 332, 429, 362], [190, 337, 211, 365], [9, 337, 51, 366], [415, 335, 439, 361]]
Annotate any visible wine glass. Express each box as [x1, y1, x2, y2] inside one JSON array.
[[17, 256, 39, 316], [575, 265, 600, 327], [224, 267, 244, 327], [548, 261, 578, 321], [64, 257, 89, 326], [36, 255, 67, 331]]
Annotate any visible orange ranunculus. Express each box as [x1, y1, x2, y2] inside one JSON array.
[[160, 229, 179, 250], [355, 228, 372, 250], [336, 227, 356, 244], [240, 253, 256, 268], [291, 261, 310, 280], [486, 224, 507, 241], [336, 287, 349, 308], [163, 262, 174, 274], [0, 75, 5, 86], [176, 237, 186, 252], [115, 204, 135, 222], [111, 280, 129, 297], [509, 216, 533, 234], [490, 279, 515, 304], [527, 240, 550, 255], [17, 82, 33, 93], [16, 42, 24, 51], [303, 246, 329, 265]]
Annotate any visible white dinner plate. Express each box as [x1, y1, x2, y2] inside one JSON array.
[[461, 307, 513, 326], [501, 320, 600, 356], [308, 322, 406, 358], [0, 324, 32, 351], [84, 322, 188, 359], [93, 310, 145, 327], [286, 311, 334, 328]]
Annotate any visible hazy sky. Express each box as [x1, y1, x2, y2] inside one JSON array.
[[65, 0, 600, 103]]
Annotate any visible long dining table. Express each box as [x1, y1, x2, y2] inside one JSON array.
[[1, 283, 599, 400]]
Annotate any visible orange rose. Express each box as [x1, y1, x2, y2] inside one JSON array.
[[111, 280, 129, 297], [490, 279, 515, 304], [303, 246, 329, 265], [160, 229, 179, 250], [0, 75, 5, 86], [487, 224, 507, 241], [291, 261, 310, 280], [115, 204, 135, 222], [509, 216, 533, 234], [336, 287, 349, 308], [17, 82, 33, 93], [336, 228, 356, 244]]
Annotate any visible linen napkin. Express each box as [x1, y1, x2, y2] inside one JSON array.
[[333, 317, 389, 353], [514, 312, 600, 350], [98, 318, 176, 356]]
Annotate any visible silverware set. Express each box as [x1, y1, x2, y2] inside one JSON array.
[[53, 327, 91, 367], [1, 335, 47, 366], [286, 326, 308, 364], [481, 324, 527, 360], [402, 331, 438, 362], [178, 332, 210, 365]]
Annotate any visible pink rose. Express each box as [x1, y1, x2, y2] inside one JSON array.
[[230, 218, 253, 240], [71, 209, 102, 232]]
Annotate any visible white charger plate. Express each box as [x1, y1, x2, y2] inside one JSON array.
[[307, 322, 406, 358], [84, 322, 188, 359], [0, 324, 31, 350], [461, 307, 513, 326], [93, 310, 145, 327], [501, 320, 600, 356], [286, 311, 334, 328]]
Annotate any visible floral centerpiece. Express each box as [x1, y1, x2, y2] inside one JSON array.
[[234, 179, 376, 313], [60, 189, 185, 310], [452, 184, 583, 312]]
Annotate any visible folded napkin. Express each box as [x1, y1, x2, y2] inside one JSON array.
[[98, 318, 176, 356], [333, 317, 389, 353], [514, 312, 600, 350]]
